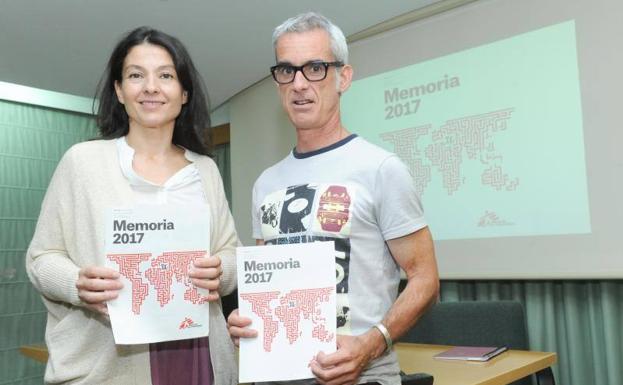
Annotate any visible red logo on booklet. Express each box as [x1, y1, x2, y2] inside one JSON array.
[[179, 317, 201, 329]]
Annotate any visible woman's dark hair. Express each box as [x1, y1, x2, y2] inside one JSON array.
[[94, 26, 212, 155]]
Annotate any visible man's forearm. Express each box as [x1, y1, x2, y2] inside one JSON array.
[[381, 272, 439, 344], [379, 227, 440, 346]]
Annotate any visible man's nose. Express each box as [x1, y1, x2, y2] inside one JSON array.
[[291, 69, 310, 90]]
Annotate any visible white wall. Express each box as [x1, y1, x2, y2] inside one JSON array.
[[230, 77, 295, 245], [210, 102, 230, 127]]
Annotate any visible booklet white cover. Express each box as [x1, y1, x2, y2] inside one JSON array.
[[104, 204, 210, 344], [237, 242, 337, 383]]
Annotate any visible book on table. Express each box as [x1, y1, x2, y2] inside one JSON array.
[[433, 345, 508, 362]]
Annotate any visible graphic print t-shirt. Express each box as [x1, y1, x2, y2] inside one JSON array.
[[252, 135, 427, 336]]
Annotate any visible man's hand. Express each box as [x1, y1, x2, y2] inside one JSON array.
[[189, 255, 222, 302], [227, 309, 258, 347], [76, 266, 123, 315], [310, 330, 386, 385]]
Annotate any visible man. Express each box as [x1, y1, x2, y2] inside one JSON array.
[[228, 12, 439, 385]]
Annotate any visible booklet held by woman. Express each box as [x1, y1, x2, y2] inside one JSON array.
[[434, 346, 508, 361]]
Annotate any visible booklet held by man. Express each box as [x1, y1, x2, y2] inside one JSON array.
[[434, 346, 508, 361], [236, 241, 337, 383]]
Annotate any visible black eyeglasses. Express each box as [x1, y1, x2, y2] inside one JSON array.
[[270, 61, 344, 84]]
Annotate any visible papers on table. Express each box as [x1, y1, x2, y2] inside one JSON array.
[[237, 242, 337, 383], [434, 345, 509, 361], [104, 204, 210, 344]]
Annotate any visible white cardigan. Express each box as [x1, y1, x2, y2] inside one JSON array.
[[26, 139, 239, 384]]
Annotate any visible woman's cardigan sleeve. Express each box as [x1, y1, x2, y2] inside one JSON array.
[[202, 158, 239, 297], [26, 147, 82, 306]]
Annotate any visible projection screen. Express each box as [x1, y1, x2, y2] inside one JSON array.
[[341, 0, 622, 278]]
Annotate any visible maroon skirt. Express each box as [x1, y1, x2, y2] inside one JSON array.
[[150, 337, 214, 385]]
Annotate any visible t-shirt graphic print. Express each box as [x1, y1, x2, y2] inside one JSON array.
[[259, 183, 356, 333]]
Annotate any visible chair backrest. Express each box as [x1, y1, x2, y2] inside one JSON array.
[[400, 372, 434, 385], [400, 300, 529, 349], [400, 300, 531, 385]]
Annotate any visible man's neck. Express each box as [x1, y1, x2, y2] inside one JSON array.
[[295, 117, 350, 153]]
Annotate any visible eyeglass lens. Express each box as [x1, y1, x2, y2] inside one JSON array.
[[273, 62, 328, 83]]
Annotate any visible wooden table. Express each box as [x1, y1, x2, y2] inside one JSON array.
[[395, 342, 557, 385], [19, 344, 48, 364], [21, 342, 556, 385]]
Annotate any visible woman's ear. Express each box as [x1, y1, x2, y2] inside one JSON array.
[[114, 81, 125, 104]]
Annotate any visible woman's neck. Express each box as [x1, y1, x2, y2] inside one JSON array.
[[125, 125, 177, 158]]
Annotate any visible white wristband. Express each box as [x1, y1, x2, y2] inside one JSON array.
[[373, 323, 393, 354]]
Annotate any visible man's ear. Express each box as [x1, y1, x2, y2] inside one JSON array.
[[114, 81, 124, 104], [338, 64, 353, 95]]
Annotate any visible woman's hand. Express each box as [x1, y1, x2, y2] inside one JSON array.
[[76, 266, 123, 315], [227, 309, 257, 347], [189, 255, 222, 302]]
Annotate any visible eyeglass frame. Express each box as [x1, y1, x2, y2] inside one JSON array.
[[270, 60, 345, 84]]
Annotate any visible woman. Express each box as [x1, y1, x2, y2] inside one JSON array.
[[26, 27, 238, 384]]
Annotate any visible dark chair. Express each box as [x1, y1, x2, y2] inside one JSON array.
[[400, 371, 434, 385], [221, 288, 238, 319], [400, 301, 554, 385]]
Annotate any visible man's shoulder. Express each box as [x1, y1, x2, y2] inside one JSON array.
[[348, 135, 398, 165], [255, 152, 293, 184], [350, 135, 392, 154]]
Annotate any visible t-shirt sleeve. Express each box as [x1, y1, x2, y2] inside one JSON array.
[[375, 155, 427, 240]]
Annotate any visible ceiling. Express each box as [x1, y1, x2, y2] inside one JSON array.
[[0, 0, 441, 110]]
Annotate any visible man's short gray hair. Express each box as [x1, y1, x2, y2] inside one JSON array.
[[272, 12, 349, 64]]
